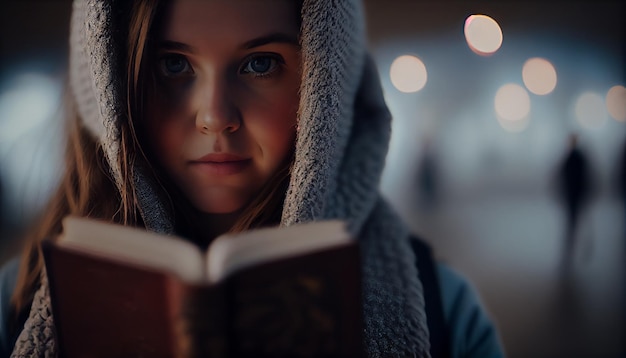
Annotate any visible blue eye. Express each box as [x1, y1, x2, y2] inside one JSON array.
[[242, 55, 280, 76], [159, 54, 193, 76]]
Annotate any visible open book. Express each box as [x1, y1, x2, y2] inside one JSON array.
[[42, 216, 363, 358]]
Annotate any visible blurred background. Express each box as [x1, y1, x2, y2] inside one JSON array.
[[0, 1, 624, 357]]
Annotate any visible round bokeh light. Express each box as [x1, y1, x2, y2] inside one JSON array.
[[464, 14, 503, 56], [495, 83, 530, 122], [522, 57, 557, 95], [606, 85, 626, 122], [390, 55, 428, 93]]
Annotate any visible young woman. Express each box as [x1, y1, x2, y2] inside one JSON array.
[[0, 0, 504, 357]]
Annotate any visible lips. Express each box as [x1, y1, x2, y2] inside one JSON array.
[[194, 153, 249, 163], [190, 153, 251, 175]]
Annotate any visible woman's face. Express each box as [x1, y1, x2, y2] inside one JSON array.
[[144, 0, 301, 214]]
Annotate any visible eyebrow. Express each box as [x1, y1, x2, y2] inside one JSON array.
[[242, 33, 300, 49], [158, 40, 196, 53], [158, 33, 299, 53]]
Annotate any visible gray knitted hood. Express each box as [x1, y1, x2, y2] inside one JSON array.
[[13, 0, 431, 357]]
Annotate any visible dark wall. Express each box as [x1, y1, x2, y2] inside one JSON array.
[[0, 0, 72, 77]]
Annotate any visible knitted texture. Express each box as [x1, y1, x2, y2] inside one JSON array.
[[69, 0, 124, 185], [10, 271, 56, 358], [13, 0, 431, 356], [283, 1, 429, 354], [359, 199, 430, 357], [282, 0, 366, 224], [69, 0, 174, 233]]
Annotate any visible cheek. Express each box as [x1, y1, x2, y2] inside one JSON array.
[[144, 83, 197, 153], [250, 97, 298, 161], [151, 122, 179, 159], [144, 106, 187, 166]]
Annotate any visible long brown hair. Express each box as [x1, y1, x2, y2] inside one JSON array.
[[9, 91, 136, 329], [11, 0, 296, 326]]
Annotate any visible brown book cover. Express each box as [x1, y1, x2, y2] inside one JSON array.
[[42, 216, 363, 358]]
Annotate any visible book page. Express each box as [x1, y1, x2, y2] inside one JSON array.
[[59, 216, 206, 283], [206, 220, 351, 283]]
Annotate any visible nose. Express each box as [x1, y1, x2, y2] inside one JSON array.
[[195, 76, 241, 134]]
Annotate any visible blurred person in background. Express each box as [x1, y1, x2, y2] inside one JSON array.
[[0, 0, 504, 357], [556, 133, 593, 265], [416, 135, 440, 210], [617, 140, 626, 240], [0, 174, 4, 248], [0, 174, 3, 232]]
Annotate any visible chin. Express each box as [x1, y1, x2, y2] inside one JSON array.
[[193, 199, 246, 215]]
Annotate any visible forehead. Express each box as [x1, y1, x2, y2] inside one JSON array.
[[160, 0, 299, 43]]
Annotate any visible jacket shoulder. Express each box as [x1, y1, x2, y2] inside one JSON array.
[[436, 263, 505, 358], [408, 235, 504, 358]]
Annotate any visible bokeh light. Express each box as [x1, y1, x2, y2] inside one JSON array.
[[495, 83, 530, 122], [389, 55, 428, 93], [575, 92, 607, 129], [0, 73, 59, 142], [464, 14, 503, 56], [605, 85, 626, 122], [522, 57, 557, 95], [0, 71, 64, 223]]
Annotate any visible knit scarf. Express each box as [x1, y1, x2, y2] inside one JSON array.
[[12, 0, 431, 356]]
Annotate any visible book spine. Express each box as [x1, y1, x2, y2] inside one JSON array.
[[173, 284, 229, 358]]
